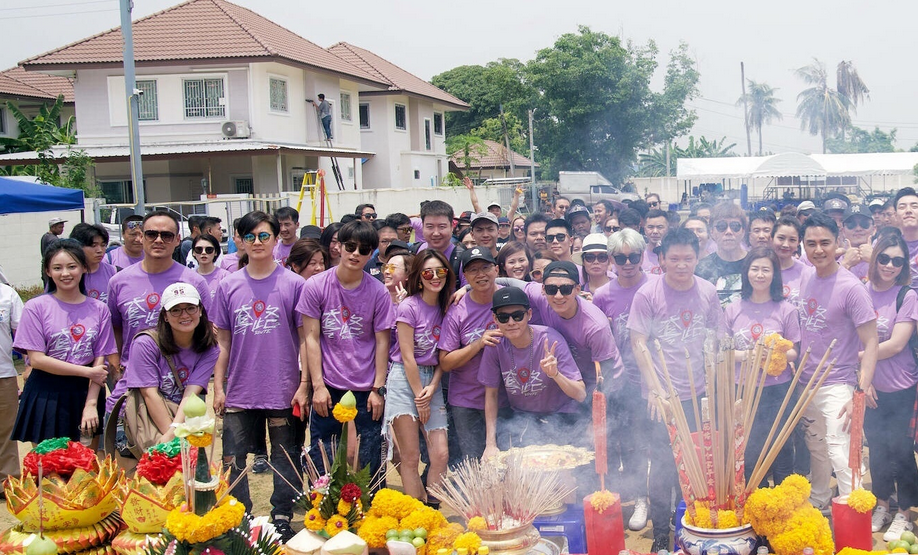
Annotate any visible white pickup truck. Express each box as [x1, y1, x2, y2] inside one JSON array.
[[556, 171, 639, 206]]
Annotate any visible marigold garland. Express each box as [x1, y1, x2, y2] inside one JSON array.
[[427, 523, 464, 554], [333, 404, 358, 423], [305, 508, 325, 531], [337, 500, 353, 517], [164, 497, 245, 544], [453, 532, 482, 553], [22, 439, 96, 478], [846, 488, 877, 513], [764, 333, 793, 376], [590, 490, 616, 514], [400, 506, 448, 532], [357, 515, 399, 548], [368, 488, 424, 521], [186, 432, 213, 448], [466, 516, 487, 531], [744, 475, 832, 555], [325, 515, 349, 537]]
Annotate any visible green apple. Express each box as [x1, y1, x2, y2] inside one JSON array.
[[414, 528, 428, 539], [25, 535, 58, 555], [183, 395, 207, 418], [411, 537, 425, 548], [903, 531, 917, 545], [385, 529, 399, 540], [894, 541, 912, 551]]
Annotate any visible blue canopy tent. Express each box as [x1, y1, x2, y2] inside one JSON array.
[[0, 176, 84, 215]]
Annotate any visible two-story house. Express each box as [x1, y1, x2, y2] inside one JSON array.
[[0, 0, 466, 204], [0, 66, 74, 144]]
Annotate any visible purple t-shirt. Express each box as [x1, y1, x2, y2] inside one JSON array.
[[220, 252, 242, 272], [780, 260, 810, 312], [298, 268, 394, 391], [641, 245, 663, 276], [392, 295, 444, 367], [848, 260, 869, 283], [906, 238, 918, 290], [123, 333, 219, 404], [594, 273, 658, 387], [869, 285, 918, 392], [439, 289, 501, 410], [106, 247, 143, 269], [531, 294, 623, 391], [14, 295, 117, 364], [107, 261, 212, 364], [724, 299, 801, 386], [199, 267, 230, 301], [798, 266, 875, 386], [274, 241, 295, 267], [85, 262, 117, 303], [478, 325, 582, 414], [410, 217, 425, 243], [628, 277, 724, 400], [213, 265, 305, 409]]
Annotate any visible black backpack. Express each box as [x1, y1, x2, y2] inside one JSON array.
[[895, 286, 918, 366]]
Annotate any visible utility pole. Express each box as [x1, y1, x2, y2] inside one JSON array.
[[121, 0, 145, 215], [528, 109, 536, 214], [499, 104, 515, 176], [740, 62, 752, 157]]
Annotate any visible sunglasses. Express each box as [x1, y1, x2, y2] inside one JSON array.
[[144, 230, 176, 242], [605, 226, 621, 233], [582, 252, 609, 264], [877, 253, 907, 267], [383, 263, 403, 273], [513, 226, 524, 233], [397, 226, 413, 234], [544, 284, 576, 296], [421, 267, 449, 280], [714, 221, 744, 233], [167, 305, 199, 317], [844, 218, 872, 230], [546, 233, 568, 243], [243, 231, 273, 244], [530, 269, 543, 279], [495, 310, 527, 324], [648, 201, 660, 208], [125, 221, 143, 230], [194, 246, 215, 254], [362, 213, 377, 219], [613, 253, 643, 265], [343, 241, 373, 256]]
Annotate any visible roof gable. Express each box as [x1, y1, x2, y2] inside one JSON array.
[[20, 0, 386, 86], [450, 139, 537, 169], [328, 42, 468, 110], [0, 67, 73, 103]]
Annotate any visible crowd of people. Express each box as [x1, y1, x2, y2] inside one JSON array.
[[3, 185, 918, 549]]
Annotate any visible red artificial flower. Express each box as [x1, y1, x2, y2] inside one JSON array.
[[136, 449, 196, 486], [340, 483, 362, 503], [22, 441, 96, 479]]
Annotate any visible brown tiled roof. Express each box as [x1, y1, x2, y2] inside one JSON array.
[[450, 139, 538, 169], [328, 42, 468, 110], [0, 67, 73, 103], [20, 0, 386, 86]]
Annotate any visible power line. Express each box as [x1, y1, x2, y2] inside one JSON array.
[[0, 6, 117, 20], [0, 0, 113, 12], [697, 95, 918, 129]]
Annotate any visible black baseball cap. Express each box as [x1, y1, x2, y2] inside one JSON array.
[[542, 260, 580, 283], [384, 240, 411, 257], [492, 286, 530, 311], [461, 246, 496, 267], [300, 225, 321, 239], [843, 204, 872, 222]]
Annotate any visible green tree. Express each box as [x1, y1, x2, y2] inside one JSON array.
[[836, 60, 869, 139], [446, 134, 487, 178], [826, 126, 896, 153], [525, 27, 699, 182], [636, 135, 736, 177], [795, 58, 869, 154], [737, 80, 782, 156], [471, 113, 528, 155]]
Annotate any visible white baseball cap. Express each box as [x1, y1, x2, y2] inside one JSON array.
[[48, 217, 67, 226], [161, 282, 201, 310]]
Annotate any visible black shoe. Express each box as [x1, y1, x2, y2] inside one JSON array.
[[252, 456, 269, 474], [273, 518, 296, 543], [651, 535, 670, 553]]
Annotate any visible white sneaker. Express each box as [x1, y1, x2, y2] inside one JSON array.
[[629, 497, 649, 531], [883, 513, 914, 542], [872, 505, 891, 533]]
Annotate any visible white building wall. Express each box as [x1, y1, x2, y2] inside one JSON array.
[[249, 62, 306, 144]]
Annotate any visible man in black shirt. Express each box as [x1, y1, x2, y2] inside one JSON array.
[[695, 201, 748, 307]]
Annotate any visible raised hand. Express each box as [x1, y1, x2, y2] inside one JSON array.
[[539, 339, 559, 378]]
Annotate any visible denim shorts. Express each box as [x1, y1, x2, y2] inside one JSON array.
[[384, 362, 448, 459]]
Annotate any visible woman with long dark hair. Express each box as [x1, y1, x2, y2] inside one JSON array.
[[319, 222, 343, 268], [193, 234, 228, 301], [724, 246, 800, 487], [12, 241, 117, 445]]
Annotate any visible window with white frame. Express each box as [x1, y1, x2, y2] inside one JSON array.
[[183, 78, 225, 119], [433, 112, 443, 135], [269, 77, 288, 112], [359, 103, 370, 129], [340, 93, 352, 122], [136, 80, 158, 121], [394, 104, 406, 131]]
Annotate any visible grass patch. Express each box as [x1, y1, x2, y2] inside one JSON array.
[[15, 284, 44, 303]]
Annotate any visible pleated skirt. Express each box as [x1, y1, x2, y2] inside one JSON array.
[[12, 369, 105, 444]]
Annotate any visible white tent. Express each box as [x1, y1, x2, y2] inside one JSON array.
[[677, 152, 918, 181]]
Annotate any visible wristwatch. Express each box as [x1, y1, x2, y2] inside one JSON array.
[[372, 386, 387, 397]]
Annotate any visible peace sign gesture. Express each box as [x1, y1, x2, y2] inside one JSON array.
[[540, 338, 559, 379]]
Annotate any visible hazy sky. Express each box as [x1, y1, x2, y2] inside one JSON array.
[[3, 0, 915, 155]]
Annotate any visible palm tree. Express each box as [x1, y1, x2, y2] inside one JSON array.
[[737, 81, 782, 156], [795, 59, 852, 154], [836, 61, 869, 139]]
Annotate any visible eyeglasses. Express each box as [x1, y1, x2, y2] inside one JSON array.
[[464, 263, 495, 275], [362, 213, 377, 220], [513, 226, 524, 233], [495, 310, 527, 324], [144, 230, 176, 242], [194, 246, 215, 255], [546, 233, 568, 243], [613, 253, 643, 265], [421, 267, 449, 280], [167, 305, 200, 317], [582, 252, 609, 264], [605, 226, 621, 233], [714, 221, 744, 233], [544, 284, 576, 296], [383, 263, 403, 273], [343, 241, 373, 256], [397, 226, 413, 234], [877, 253, 907, 267], [844, 218, 872, 230], [243, 231, 273, 244]]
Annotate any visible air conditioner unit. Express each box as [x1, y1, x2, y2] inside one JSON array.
[[222, 120, 250, 139]]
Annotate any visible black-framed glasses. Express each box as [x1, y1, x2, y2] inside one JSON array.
[[544, 284, 576, 296], [582, 252, 609, 264], [194, 246, 215, 254], [243, 231, 272, 244], [546, 233, 568, 243], [167, 305, 200, 317], [362, 213, 377, 220], [144, 230, 176, 242], [613, 253, 642, 265], [605, 226, 621, 233], [421, 268, 449, 280], [844, 218, 872, 230], [877, 253, 907, 267], [495, 310, 527, 324], [714, 221, 744, 233], [343, 241, 373, 256]]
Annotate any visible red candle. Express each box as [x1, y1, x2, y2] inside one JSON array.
[[583, 493, 625, 555], [831, 496, 870, 552]]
